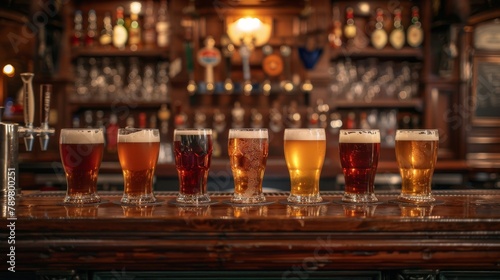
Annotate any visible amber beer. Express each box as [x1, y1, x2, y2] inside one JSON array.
[[174, 129, 213, 204], [339, 129, 380, 203], [228, 128, 268, 204], [284, 128, 326, 204], [60, 129, 104, 204], [117, 128, 160, 205], [395, 129, 439, 203]]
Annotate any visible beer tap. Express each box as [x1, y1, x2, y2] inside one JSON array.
[[19, 73, 55, 151], [1, 73, 54, 198]]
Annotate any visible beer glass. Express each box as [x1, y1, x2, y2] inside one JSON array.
[[395, 129, 439, 203], [228, 128, 268, 204], [339, 129, 380, 203], [284, 128, 326, 204], [117, 128, 160, 205], [60, 128, 104, 204], [174, 128, 213, 204]]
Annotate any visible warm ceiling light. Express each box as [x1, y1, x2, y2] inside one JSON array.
[[130, 2, 142, 14], [227, 16, 272, 47], [236, 17, 262, 33], [3, 64, 15, 77]]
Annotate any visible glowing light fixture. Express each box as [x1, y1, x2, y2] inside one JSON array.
[[2, 64, 15, 77], [227, 16, 272, 47]]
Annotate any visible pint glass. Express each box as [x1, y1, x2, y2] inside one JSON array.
[[60, 128, 104, 204], [284, 128, 326, 204], [228, 128, 268, 204], [117, 128, 160, 205], [174, 128, 213, 204], [339, 129, 380, 203], [395, 129, 439, 203]]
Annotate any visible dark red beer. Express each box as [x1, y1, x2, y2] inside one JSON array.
[[339, 142, 380, 194], [174, 130, 213, 200]]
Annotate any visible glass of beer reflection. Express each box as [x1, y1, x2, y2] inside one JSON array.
[[60, 129, 104, 204], [284, 128, 326, 204], [117, 128, 160, 205], [174, 129, 213, 204], [395, 129, 439, 203], [228, 128, 268, 204], [339, 129, 380, 203]]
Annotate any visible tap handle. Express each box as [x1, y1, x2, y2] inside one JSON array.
[[20, 73, 35, 128], [40, 84, 52, 128]]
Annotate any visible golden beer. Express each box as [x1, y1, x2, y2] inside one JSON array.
[[60, 129, 104, 204], [228, 128, 268, 204], [118, 128, 160, 205], [395, 129, 439, 203], [284, 128, 326, 204]]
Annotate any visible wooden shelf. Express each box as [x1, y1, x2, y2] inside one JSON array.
[[330, 99, 423, 110], [330, 47, 424, 60], [68, 101, 164, 108], [71, 47, 169, 59]]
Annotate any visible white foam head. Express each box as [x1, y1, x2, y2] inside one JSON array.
[[284, 128, 326, 141], [118, 128, 160, 143], [339, 129, 380, 143], [396, 129, 439, 141], [229, 129, 268, 139], [60, 129, 104, 144], [174, 129, 212, 139]]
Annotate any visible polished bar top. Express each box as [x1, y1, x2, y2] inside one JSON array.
[[5, 190, 500, 272]]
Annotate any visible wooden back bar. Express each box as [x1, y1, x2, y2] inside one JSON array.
[[4, 190, 500, 275]]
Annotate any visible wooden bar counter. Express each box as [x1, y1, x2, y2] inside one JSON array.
[[3, 190, 500, 279]]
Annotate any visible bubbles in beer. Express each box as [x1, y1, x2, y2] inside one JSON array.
[[228, 129, 268, 200], [229, 137, 268, 197]]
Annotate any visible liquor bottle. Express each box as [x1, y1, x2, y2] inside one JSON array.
[[389, 8, 405, 49], [84, 110, 93, 128], [99, 12, 113, 46], [231, 102, 245, 129], [128, 2, 142, 50], [72, 115, 80, 128], [371, 8, 387, 50], [345, 111, 356, 129], [106, 114, 119, 152], [212, 131, 221, 158], [126, 116, 135, 128], [143, 0, 156, 48], [328, 6, 342, 49], [174, 102, 187, 129], [156, 0, 170, 48], [138, 112, 147, 128], [85, 10, 97, 47], [157, 104, 173, 163], [407, 6, 423, 48], [343, 7, 356, 45], [113, 6, 128, 49], [72, 10, 83, 47], [95, 110, 106, 144], [359, 111, 371, 129]]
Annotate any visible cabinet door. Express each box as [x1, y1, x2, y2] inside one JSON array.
[[440, 271, 500, 280]]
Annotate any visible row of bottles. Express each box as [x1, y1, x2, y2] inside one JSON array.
[[72, 1, 170, 50], [329, 5, 423, 50], [72, 105, 173, 163], [70, 102, 419, 162], [73, 57, 169, 102]]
